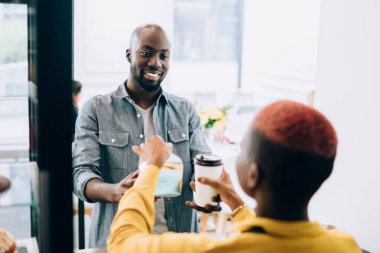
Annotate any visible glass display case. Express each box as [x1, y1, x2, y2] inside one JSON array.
[[1, 1, 73, 252], [0, 162, 38, 239]]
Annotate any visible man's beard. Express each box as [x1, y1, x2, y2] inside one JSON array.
[[133, 69, 163, 93]]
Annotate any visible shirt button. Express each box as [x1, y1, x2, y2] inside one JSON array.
[[137, 113, 141, 118], [182, 133, 186, 138], [111, 138, 115, 143], [139, 134, 144, 139]]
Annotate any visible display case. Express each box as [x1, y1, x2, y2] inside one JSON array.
[[0, 162, 38, 239]]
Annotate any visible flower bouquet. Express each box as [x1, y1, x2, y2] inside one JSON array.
[[196, 104, 232, 142]]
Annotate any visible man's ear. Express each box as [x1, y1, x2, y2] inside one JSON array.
[[126, 48, 131, 63], [246, 163, 260, 191]]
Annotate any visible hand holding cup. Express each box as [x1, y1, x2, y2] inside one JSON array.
[[186, 169, 244, 213]]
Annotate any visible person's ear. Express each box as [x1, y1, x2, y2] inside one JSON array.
[[126, 48, 131, 63], [246, 163, 260, 191]]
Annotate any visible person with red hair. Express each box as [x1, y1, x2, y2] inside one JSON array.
[[107, 100, 361, 253]]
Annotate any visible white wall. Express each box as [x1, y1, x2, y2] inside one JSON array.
[[311, 1, 380, 252], [241, 0, 320, 105]]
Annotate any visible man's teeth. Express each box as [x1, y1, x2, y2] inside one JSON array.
[[145, 72, 158, 77]]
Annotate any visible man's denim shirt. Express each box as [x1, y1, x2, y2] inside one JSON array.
[[72, 83, 211, 248]]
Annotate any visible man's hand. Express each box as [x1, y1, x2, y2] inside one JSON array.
[[112, 170, 139, 202], [186, 169, 245, 212], [132, 136, 172, 168]]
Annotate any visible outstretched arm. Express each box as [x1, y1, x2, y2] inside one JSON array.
[[107, 136, 222, 253], [84, 171, 138, 203], [73, 99, 138, 203]]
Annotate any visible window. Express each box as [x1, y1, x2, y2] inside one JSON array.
[[173, 0, 240, 62], [168, 0, 242, 102], [0, 3, 29, 163]]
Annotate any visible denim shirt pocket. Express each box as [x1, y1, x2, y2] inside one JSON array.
[[168, 128, 191, 162], [98, 131, 129, 176]]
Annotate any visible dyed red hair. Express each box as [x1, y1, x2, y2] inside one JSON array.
[[253, 100, 337, 158]]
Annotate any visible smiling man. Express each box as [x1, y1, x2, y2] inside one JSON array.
[[127, 25, 170, 95], [72, 24, 211, 248]]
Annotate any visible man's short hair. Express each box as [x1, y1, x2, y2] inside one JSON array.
[[251, 100, 338, 201], [72, 80, 82, 95]]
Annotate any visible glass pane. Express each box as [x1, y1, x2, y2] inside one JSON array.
[[0, 4, 28, 96], [0, 162, 38, 239], [170, 0, 241, 100], [0, 4, 29, 163], [173, 0, 240, 62]]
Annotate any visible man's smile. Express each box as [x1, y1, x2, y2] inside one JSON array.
[[143, 70, 162, 81]]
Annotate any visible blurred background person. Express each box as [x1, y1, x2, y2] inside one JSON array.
[[72, 80, 83, 142]]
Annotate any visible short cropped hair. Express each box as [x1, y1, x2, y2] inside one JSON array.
[[251, 100, 338, 201], [72, 80, 82, 96]]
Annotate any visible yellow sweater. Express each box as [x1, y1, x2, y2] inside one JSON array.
[[108, 165, 361, 253]]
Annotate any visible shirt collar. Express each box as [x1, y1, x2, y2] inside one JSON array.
[[113, 80, 168, 104], [232, 217, 326, 238]]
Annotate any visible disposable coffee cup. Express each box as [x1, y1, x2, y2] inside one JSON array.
[[194, 154, 223, 207]]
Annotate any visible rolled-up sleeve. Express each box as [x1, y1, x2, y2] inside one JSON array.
[[72, 98, 103, 202], [108, 164, 221, 253]]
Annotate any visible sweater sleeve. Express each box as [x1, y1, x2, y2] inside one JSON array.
[[107, 164, 222, 253]]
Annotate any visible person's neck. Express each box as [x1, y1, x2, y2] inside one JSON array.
[[125, 79, 160, 109], [254, 193, 309, 221]]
